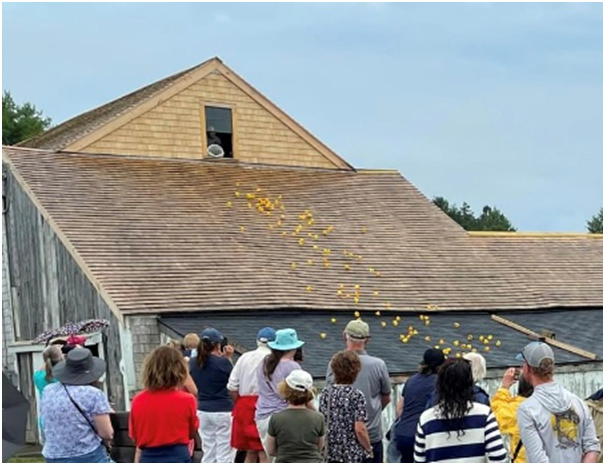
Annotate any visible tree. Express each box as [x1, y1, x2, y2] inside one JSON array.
[[433, 196, 516, 232], [2, 91, 51, 145], [586, 208, 603, 234]]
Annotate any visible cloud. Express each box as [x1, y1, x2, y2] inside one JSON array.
[[2, 3, 601, 231]]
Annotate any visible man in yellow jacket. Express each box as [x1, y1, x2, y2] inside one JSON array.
[[492, 367, 534, 463]]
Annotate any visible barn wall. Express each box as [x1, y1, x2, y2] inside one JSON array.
[[125, 314, 161, 390], [4, 170, 126, 410], [82, 71, 341, 169], [16, 353, 38, 443], [2, 202, 17, 382]]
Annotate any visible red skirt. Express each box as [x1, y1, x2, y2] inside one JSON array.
[[231, 395, 263, 451]]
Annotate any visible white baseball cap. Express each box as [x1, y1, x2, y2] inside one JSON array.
[[285, 369, 313, 392]]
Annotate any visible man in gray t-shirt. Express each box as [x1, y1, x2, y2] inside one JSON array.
[[326, 319, 391, 463]]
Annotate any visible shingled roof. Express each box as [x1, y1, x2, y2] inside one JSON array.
[[471, 233, 603, 308], [3, 146, 602, 316], [159, 308, 602, 377], [17, 62, 205, 150]]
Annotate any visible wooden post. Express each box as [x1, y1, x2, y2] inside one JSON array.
[[491, 315, 599, 361]]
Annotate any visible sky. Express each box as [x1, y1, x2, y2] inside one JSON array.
[[2, 2, 603, 232]]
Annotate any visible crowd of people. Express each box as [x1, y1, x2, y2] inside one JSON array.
[[34, 321, 601, 463]]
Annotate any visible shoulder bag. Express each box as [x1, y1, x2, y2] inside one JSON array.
[[62, 384, 112, 456]]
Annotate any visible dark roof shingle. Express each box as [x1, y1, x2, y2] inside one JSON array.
[[159, 308, 602, 377]]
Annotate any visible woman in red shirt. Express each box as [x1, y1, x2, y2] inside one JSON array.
[[130, 346, 199, 463]]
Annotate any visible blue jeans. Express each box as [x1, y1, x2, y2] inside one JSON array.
[[45, 445, 112, 463], [140, 444, 191, 463], [362, 441, 384, 463], [395, 435, 415, 463]]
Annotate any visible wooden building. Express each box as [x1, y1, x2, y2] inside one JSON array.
[[2, 57, 602, 443]]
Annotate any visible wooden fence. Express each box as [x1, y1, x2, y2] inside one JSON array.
[[109, 412, 247, 463]]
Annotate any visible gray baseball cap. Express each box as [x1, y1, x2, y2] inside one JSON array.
[[516, 341, 554, 367]]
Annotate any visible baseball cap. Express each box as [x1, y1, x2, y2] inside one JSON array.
[[516, 341, 554, 368], [344, 319, 370, 339], [257, 327, 277, 343], [285, 369, 314, 392], [423, 348, 445, 368], [201, 328, 224, 344]]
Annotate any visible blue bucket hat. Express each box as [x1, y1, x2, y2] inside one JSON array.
[[268, 328, 305, 351], [257, 327, 277, 343], [201, 328, 224, 344]]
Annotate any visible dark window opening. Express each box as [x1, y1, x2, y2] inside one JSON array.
[[205, 106, 233, 158], [86, 343, 100, 358]]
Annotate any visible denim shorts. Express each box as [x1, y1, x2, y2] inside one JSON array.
[[45, 444, 113, 463]]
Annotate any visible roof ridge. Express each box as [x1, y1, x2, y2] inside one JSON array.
[[356, 169, 401, 175], [469, 231, 603, 238], [19, 58, 218, 150]]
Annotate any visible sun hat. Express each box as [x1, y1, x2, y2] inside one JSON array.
[[52, 347, 106, 386], [257, 327, 277, 343], [268, 328, 305, 351], [285, 369, 314, 392], [516, 341, 554, 368], [344, 319, 370, 339], [423, 348, 445, 368], [201, 328, 225, 344]]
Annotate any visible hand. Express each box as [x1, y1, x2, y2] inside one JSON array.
[[222, 345, 235, 358], [502, 367, 516, 389]]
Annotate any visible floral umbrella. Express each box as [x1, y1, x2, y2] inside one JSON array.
[[33, 319, 110, 344]]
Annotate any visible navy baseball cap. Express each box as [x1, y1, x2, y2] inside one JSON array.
[[201, 328, 224, 344], [257, 327, 276, 343]]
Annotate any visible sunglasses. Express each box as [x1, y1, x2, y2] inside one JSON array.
[[520, 349, 529, 366]]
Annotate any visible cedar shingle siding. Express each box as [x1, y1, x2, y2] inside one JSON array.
[[19, 58, 350, 170]]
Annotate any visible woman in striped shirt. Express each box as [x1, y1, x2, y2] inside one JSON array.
[[414, 359, 507, 463]]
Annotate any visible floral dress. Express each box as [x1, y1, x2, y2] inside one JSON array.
[[320, 384, 370, 463]]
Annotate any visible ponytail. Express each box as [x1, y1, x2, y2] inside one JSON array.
[[263, 349, 286, 382], [44, 358, 54, 382], [195, 340, 217, 369]]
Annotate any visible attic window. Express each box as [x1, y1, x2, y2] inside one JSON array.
[[205, 106, 233, 158]]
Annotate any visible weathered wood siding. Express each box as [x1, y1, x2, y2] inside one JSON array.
[[17, 353, 38, 443], [83, 71, 339, 169], [2, 209, 17, 380], [4, 170, 125, 410]]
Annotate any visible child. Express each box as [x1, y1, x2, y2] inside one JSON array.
[[183, 333, 200, 360], [266, 370, 325, 463]]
